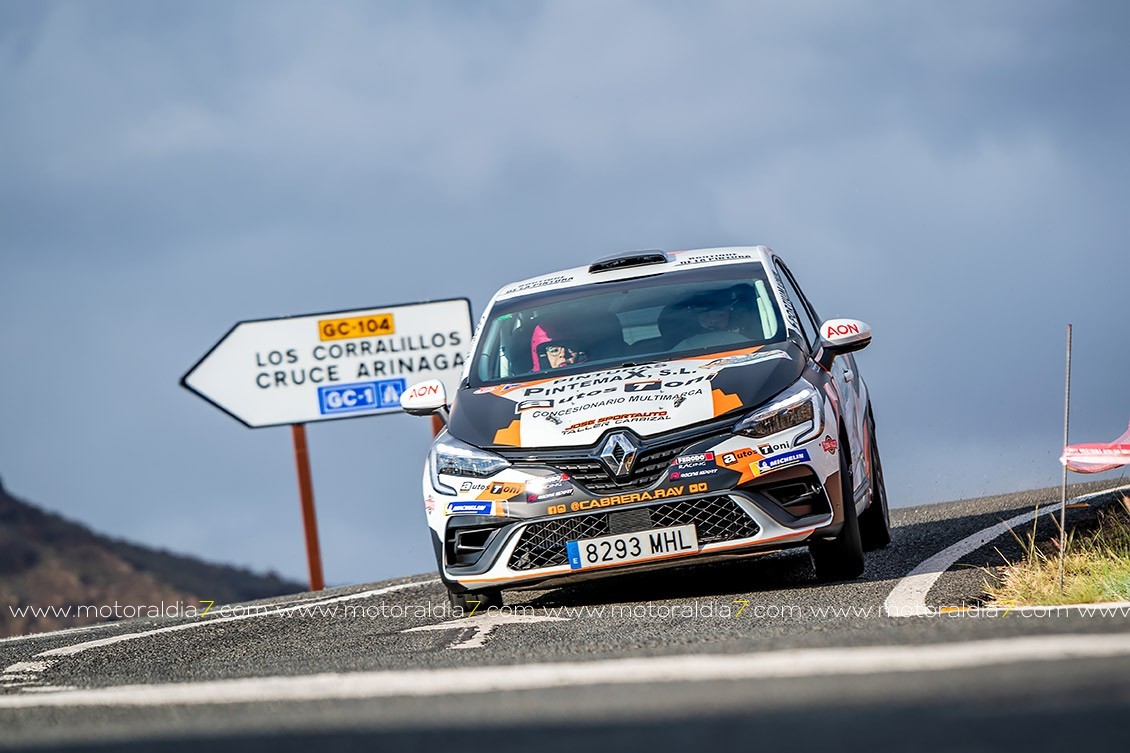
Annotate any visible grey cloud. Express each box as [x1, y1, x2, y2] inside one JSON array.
[[1, 1, 1127, 584]]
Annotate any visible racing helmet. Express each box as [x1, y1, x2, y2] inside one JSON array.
[[530, 321, 588, 371]]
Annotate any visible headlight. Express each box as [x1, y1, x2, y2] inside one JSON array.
[[429, 433, 511, 496], [734, 380, 823, 445]]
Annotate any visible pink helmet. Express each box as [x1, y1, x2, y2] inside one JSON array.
[[530, 324, 553, 372]]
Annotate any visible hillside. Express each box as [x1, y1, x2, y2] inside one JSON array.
[[0, 475, 303, 638]]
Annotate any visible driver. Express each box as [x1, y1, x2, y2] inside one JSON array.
[[693, 303, 731, 332], [687, 293, 733, 333], [530, 322, 588, 371]]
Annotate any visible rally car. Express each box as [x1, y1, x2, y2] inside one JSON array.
[[402, 246, 889, 611]]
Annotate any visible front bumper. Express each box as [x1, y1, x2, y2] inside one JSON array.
[[443, 483, 834, 592], [428, 401, 845, 593]]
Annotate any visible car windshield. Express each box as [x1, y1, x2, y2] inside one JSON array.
[[469, 263, 787, 385]]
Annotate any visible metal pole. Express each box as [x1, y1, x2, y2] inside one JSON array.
[[1058, 324, 1072, 594], [291, 423, 326, 592]]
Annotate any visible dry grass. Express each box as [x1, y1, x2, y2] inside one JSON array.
[[984, 496, 1130, 606]]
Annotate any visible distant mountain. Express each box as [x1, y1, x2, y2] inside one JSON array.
[[0, 474, 303, 638]]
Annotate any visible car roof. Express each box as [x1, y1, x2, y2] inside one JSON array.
[[493, 246, 776, 302]]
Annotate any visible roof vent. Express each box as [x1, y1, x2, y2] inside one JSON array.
[[588, 249, 669, 274]]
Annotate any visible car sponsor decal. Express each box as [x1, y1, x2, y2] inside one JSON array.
[[674, 251, 755, 266], [445, 501, 494, 516], [756, 448, 811, 474], [757, 440, 791, 455], [716, 447, 766, 486], [566, 484, 707, 513], [516, 399, 554, 412], [669, 451, 719, 481], [475, 481, 525, 502], [711, 388, 743, 417], [455, 344, 806, 449], [621, 387, 704, 406], [821, 435, 839, 455], [493, 418, 522, 446], [524, 473, 575, 503], [526, 486, 573, 503], [824, 321, 862, 339], [522, 371, 710, 399], [669, 467, 718, 480], [675, 451, 715, 467], [562, 410, 668, 435], [499, 274, 576, 297]]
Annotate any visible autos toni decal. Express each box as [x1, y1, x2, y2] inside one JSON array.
[[445, 343, 807, 451], [482, 350, 764, 446]]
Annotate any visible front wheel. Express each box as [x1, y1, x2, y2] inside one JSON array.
[[858, 412, 891, 551], [448, 588, 503, 616], [810, 432, 865, 581]]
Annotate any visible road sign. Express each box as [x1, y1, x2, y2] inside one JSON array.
[[181, 298, 473, 428]]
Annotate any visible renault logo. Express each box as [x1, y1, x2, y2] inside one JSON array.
[[598, 432, 638, 479]]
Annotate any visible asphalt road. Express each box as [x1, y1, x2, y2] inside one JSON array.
[[2, 478, 1129, 752]]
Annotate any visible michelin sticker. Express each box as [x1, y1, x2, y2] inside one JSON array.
[[446, 501, 494, 515], [757, 449, 810, 474]]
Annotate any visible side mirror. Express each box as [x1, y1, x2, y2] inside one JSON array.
[[816, 318, 872, 370], [401, 379, 448, 419]]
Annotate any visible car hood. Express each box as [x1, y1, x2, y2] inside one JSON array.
[[447, 342, 806, 449]]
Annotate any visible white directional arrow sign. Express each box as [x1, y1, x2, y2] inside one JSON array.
[[181, 298, 473, 428]]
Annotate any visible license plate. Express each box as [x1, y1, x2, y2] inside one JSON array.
[[565, 524, 698, 570]]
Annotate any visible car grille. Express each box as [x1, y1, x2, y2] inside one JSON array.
[[495, 417, 737, 495], [544, 444, 683, 494], [507, 496, 760, 571]]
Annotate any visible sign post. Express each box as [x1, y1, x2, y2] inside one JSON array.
[[181, 298, 472, 591], [1058, 323, 1072, 594], [291, 423, 325, 591]]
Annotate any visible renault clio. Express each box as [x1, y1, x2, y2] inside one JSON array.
[[402, 246, 889, 611]]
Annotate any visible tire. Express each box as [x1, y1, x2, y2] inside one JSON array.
[[858, 412, 892, 551], [448, 588, 503, 616], [810, 431, 865, 581]]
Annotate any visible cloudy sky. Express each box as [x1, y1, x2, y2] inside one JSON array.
[[1, 0, 1127, 586]]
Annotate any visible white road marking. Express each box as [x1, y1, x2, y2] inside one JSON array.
[[37, 580, 438, 659], [0, 631, 1128, 709], [403, 611, 569, 649], [0, 659, 57, 690], [0, 590, 394, 646], [0, 580, 438, 689], [0, 621, 127, 646], [884, 484, 1130, 617], [1, 661, 53, 674]]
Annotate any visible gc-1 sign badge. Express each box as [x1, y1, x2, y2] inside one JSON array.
[[317, 379, 406, 416]]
